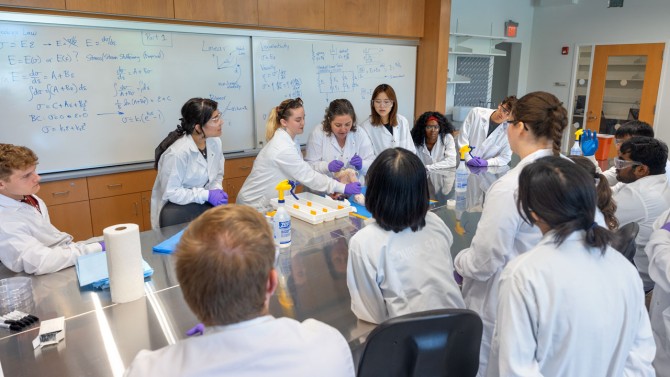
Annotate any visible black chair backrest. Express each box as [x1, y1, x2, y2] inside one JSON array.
[[357, 309, 482, 377], [159, 202, 213, 228], [610, 222, 639, 264]]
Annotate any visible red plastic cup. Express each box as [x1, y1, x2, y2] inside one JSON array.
[[595, 134, 614, 161]]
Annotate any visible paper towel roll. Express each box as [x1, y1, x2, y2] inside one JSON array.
[[103, 223, 145, 303]]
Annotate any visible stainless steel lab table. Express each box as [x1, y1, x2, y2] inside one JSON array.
[[0, 166, 509, 376]]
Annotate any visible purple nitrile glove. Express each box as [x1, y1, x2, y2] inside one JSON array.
[[186, 323, 205, 336], [453, 270, 463, 286], [344, 182, 362, 195], [661, 222, 670, 233], [99, 241, 106, 251], [467, 165, 487, 175], [207, 189, 228, 206], [466, 156, 488, 167], [349, 154, 363, 170], [328, 159, 345, 173]]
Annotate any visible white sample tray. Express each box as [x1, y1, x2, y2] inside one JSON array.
[[269, 192, 354, 224]]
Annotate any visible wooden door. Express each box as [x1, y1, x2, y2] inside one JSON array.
[[586, 43, 664, 158], [90, 193, 143, 235]]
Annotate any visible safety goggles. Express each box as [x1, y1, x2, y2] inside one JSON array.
[[613, 157, 643, 170]]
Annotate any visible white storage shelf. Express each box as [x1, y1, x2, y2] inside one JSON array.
[[449, 33, 507, 56]]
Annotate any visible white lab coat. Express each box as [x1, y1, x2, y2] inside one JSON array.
[[614, 173, 670, 292], [487, 232, 656, 377], [359, 114, 417, 156], [304, 124, 375, 175], [466, 165, 510, 212], [454, 149, 558, 377], [416, 134, 457, 171], [0, 194, 102, 275], [456, 107, 512, 166], [347, 211, 465, 324], [124, 315, 355, 377], [236, 128, 345, 210], [645, 209, 670, 377], [150, 134, 224, 230]]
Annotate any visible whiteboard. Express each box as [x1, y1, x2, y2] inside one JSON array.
[[252, 37, 417, 146], [0, 19, 254, 174]]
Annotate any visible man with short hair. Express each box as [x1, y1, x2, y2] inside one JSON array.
[[124, 205, 355, 377], [614, 136, 670, 293], [0, 144, 103, 275]]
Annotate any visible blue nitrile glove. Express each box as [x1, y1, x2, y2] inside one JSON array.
[[207, 189, 228, 206], [580, 130, 598, 156], [349, 154, 363, 170], [186, 323, 205, 336], [328, 159, 345, 173], [466, 156, 488, 167], [99, 241, 106, 251], [344, 182, 362, 195], [661, 222, 670, 233]]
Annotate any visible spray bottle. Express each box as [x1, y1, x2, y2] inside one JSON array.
[[456, 145, 471, 192], [570, 129, 584, 156], [274, 180, 296, 248]]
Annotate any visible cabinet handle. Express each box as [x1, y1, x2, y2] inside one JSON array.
[[239, 166, 251, 170], [134, 202, 139, 216], [51, 190, 70, 197], [107, 183, 123, 189]]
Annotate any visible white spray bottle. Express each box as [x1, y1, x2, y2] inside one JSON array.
[[273, 180, 293, 248], [455, 145, 471, 193], [570, 129, 584, 156]]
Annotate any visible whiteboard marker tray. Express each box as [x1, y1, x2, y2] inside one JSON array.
[[270, 192, 354, 225]]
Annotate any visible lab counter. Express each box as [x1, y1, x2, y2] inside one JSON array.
[[0, 165, 509, 376]]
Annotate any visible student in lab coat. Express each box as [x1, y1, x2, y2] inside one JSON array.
[[457, 96, 517, 167], [488, 156, 655, 377], [411, 111, 457, 171], [346, 147, 465, 324], [359, 84, 417, 155], [236, 98, 360, 210], [125, 205, 355, 377], [570, 156, 618, 230], [305, 98, 375, 176], [454, 91, 569, 377], [613, 136, 670, 292], [0, 144, 103, 275], [151, 98, 227, 229], [645, 209, 670, 377]]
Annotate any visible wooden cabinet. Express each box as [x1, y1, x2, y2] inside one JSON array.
[[379, 0, 424, 37], [325, 0, 379, 34], [66, 0, 174, 18], [39, 178, 92, 241], [174, 0, 258, 25], [223, 156, 254, 203], [0, 0, 64, 9], [258, 0, 325, 30], [87, 170, 156, 234]]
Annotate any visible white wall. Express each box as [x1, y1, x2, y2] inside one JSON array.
[[527, 0, 670, 143], [449, 0, 535, 111]]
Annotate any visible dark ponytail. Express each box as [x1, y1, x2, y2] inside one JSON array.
[[518, 156, 612, 253], [154, 98, 218, 169], [513, 91, 568, 156], [569, 156, 619, 230]]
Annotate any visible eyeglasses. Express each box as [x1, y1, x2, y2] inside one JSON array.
[[499, 105, 512, 116], [373, 99, 394, 107], [208, 113, 222, 122], [425, 125, 439, 131], [614, 138, 625, 145], [613, 157, 643, 170]]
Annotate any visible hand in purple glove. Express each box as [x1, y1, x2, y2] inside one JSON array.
[[466, 156, 488, 167], [207, 189, 228, 206], [661, 222, 670, 233], [467, 165, 487, 175], [344, 182, 362, 195], [186, 323, 204, 336], [328, 159, 345, 173], [99, 241, 106, 251], [453, 270, 463, 286], [349, 154, 363, 170]]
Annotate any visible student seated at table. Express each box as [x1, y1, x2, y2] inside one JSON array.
[[151, 98, 227, 230], [124, 205, 355, 377], [645, 209, 670, 376], [613, 136, 670, 293], [488, 156, 655, 377], [0, 144, 103, 275], [346, 148, 465, 324], [411, 111, 457, 171], [236, 98, 360, 211]]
